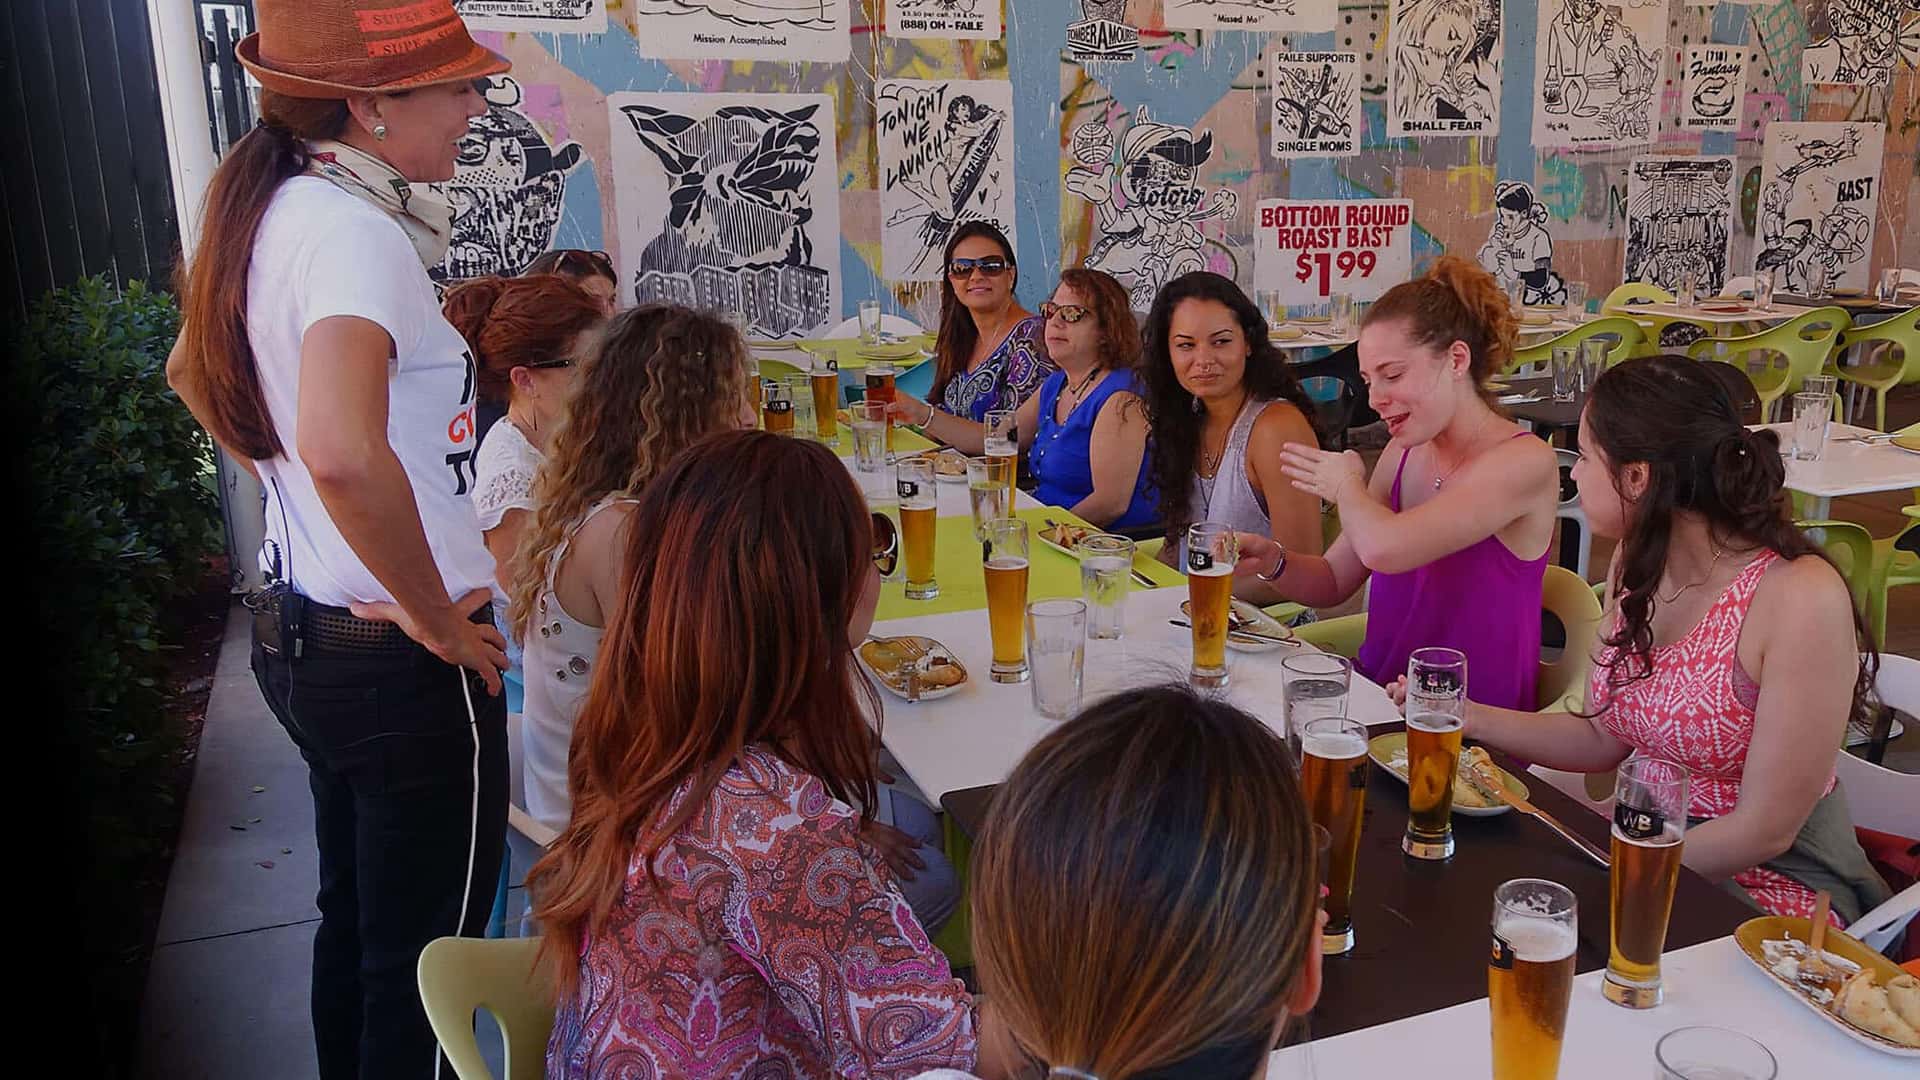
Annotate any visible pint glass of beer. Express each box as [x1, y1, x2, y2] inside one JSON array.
[[1403, 646, 1467, 860], [1300, 715, 1368, 955], [762, 379, 795, 435], [1489, 879, 1577, 1080], [865, 362, 897, 452], [1184, 522, 1238, 688], [982, 518, 1030, 684], [810, 358, 840, 441], [984, 408, 1018, 496], [897, 459, 938, 601], [1604, 755, 1690, 1010]]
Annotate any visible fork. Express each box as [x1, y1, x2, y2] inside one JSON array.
[[888, 636, 929, 703]]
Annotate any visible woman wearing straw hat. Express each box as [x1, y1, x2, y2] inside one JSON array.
[[165, 2, 513, 1075]]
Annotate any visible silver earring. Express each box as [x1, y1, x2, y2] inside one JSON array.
[[373, 123, 388, 141]]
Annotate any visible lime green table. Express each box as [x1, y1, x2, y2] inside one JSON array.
[[819, 419, 938, 457], [873, 506, 1181, 622]]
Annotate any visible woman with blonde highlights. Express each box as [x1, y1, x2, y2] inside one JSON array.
[[534, 431, 984, 1078], [914, 684, 1324, 1080]]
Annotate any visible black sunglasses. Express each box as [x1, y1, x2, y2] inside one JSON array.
[[553, 249, 614, 277], [948, 256, 1010, 279], [1040, 302, 1091, 323], [870, 512, 898, 576]]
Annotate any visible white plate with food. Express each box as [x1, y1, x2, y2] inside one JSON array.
[[901, 448, 969, 483], [1271, 324, 1306, 341], [1178, 598, 1295, 653], [1037, 519, 1096, 558], [858, 636, 968, 702], [1736, 917, 1920, 1056], [1365, 734, 1528, 816]]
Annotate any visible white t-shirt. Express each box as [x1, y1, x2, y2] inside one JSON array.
[[472, 418, 543, 534], [247, 177, 494, 607]]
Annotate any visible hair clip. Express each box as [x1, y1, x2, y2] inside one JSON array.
[[1048, 1069, 1101, 1080]]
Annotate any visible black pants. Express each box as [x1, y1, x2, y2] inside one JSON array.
[[253, 635, 508, 1080]]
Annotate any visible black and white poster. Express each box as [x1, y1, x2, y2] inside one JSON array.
[[454, 0, 605, 33], [607, 92, 841, 338], [430, 77, 587, 288], [1477, 180, 1565, 306], [1623, 156, 1737, 297], [876, 79, 1015, 282], [1679, 45, 1749, 133], [1802, 0, 1904, 87], [1386, 0, 1502, 136], [887, 0, 999, 40], [1757, 122, 1886, 295], [1164, 0, 1337, 32], [1271, 52, 1361, 158], [1534, 0, 1665, 148], [628, 0, 850, 63], [1063, 105, 1238, 310], [1067, 0, 1139, 64]]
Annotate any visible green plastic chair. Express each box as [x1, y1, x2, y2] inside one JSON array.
[[1602, 283, 1708, 356], [1293, 612, 1367, 657], [417, 936, 554, 1080], [1510, 316, 1645, 375], [1828, 307, 1919, 431], [756, 356, 808, 384], [1688, 306, 1850, 422], [932, 814, 974, 970], [1802, 515, 1920, 650]]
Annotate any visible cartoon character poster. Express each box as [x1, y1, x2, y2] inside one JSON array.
[[1386, 0, 1502, 136], [1533, 0, 1665, 148], [876, 79, 1015, 282], [1757, 122, 1886, 295], [1164, 0, 1337, 32], [886, 0, 999, 39], [1679, 45, 1749, 132], [1802, 0, 1908, 87], [1622, 156, 1737, 297], [628, 0, 850, 63], [429, 77, 586, 288], [1063, 104, 1239, 310], [1271, 52, 1362, 158], [607, 92, 842, 338], [454, 0, 606, 33], [1478, 180, 1566, 306]]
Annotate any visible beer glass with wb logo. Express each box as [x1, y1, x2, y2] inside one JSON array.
[[897, 458, 938, 600], [1184, 522, 1237, 688], [1604, 755, 1689, 1009], [1403, 646, 1466, 860]]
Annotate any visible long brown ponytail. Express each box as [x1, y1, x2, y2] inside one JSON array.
[[172, 91, 350, 460]]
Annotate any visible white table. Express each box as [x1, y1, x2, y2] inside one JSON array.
[[1755, 422, 1920, 518], [1272, 325, 1356, 352], [870, 588, 1401, 803], [1266, 936, 1911, 1077], [1608, 302, 1798, 337]]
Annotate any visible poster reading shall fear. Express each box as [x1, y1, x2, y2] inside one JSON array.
[[1254, 199, 1413, 306]]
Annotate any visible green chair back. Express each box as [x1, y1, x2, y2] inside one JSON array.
[[1602, 283, 1673, 309], [1689, 306, 1850, 421], [756, 356, 808, 384], [1511, 317, 1645, 375], [417, 936, 554, 1080], [1292, 612, 1367, 658], [1602, 283, 1710, 357], [1831, 307, 1920, 430]]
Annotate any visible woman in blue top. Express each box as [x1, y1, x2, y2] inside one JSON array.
[[904, 268, 1155, 530]]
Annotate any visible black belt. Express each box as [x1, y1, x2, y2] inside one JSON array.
[[300, 598, 494, 656]]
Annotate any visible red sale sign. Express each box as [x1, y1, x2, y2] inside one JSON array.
[[1253, 198, 1413, 306]]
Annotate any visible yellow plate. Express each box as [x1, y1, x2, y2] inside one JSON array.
[[1735, 917, 1920, 1057], [1365, 732, 1528, 816], [856, 340, 922, 361], [1272, 324, 1306, 341], [1178, 598, 1295, 653], [1519, 312, 1553, 326], [856, 636, 969, 702], [1890, 433, 1920, 455], [1292, 314, 1332, 325]]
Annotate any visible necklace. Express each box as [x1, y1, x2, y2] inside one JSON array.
[[1429, 414, 1499, 490], [1656, 540, 1729, 604], [1060, 366, 1103, 418]]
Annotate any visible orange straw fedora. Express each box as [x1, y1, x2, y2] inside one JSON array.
[[236, 0, 510, 98]]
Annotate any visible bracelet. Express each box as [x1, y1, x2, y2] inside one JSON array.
[[1255, 544, 1289, 582], [922, 400, 938, 428]]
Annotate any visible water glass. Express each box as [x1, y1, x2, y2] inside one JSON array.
[[1330, 293, 1355, 336], [1563, 281, 1587, 322], [1878, 267, 1901, 305], [1026, 599, 1087, 720], [1653, 1028, 1776, 1080], [1791, 391, 1830, 461], [782, 373, 816, 442], [1579, 338, 1607, 393], [1550, 346, 1578, 403], [966, 455, 1014, 539], [984, 408, 1018, 484], [858, 299, 883, 343], [1752, 270, 1775, 311], [859, 468, 903, 585], [1281, 652, 1351, 762], [1257, 288, 1285, 329], [1676, 270, 1698, 309], [1078, 533, 1135, 639], [851, 400, 890, 471], [1506, 277, 1525, 314]]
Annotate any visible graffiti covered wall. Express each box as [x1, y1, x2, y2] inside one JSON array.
[[453, 0, 1919, 324]]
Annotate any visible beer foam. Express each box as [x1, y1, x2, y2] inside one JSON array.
[[1494, 918, 1577, 963], [1189, 564, 1234, 577], [1406, 711, 1463, 733], [1302, 732, 1367, 760], [985, 556, 1029, 571]]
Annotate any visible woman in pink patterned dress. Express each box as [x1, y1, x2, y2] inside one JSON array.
[[529, 431, 991, 1078], [1460, 357, 1889, 926]]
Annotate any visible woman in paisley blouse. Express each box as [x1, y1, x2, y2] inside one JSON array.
[[891, 221, 1055, 442], [1455, 357, 1889, 926], [532, 430, 990, 1079]]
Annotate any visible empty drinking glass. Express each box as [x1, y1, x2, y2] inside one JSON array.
[[1078, 533, 1135, 639], [1579, 338, 1607, 394], [1257, 288, 1284, 329], [1653, 1027, 1776, 1080], [1026, 599, 1087, 720], [1791, 391, 1830, 461], [1878, 267, 1901, 305], [1551, 345, 1578, 403], [858, 300, 883, 343], [851, 400, 889, 471], [1563, 281, 1587, 322], [1752, 270, 1775, 311], [1330, 293, 1356, 336], [783, 373, 816, 442], [1676, 271, 1698, 309], [1281, 652, 1351, 762]]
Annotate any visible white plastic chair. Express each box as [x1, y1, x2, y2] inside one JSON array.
[[823, 313, 926, 339], [1553, 448, 1592, 580], [1897, 269, 1920, 287], [1851, 884, 1919, 955]]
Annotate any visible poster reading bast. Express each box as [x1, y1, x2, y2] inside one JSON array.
[[1254, 199, 1413, 306]]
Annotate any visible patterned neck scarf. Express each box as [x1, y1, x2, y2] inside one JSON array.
[[302, 139, 452, 267]]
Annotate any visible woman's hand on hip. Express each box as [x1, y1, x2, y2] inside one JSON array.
[[350, 587, 509, 696]]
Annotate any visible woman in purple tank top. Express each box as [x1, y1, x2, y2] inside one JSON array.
[[1233, 256, 1560, 710]]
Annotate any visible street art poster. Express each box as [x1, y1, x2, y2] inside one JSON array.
[[1063, 105, 1239, 310], [430, 77, 586, 288], [876, 79, 1015, 282], [1622, 156, 1737, 297], [1678, 45, 1749, 132], [1757, 122, 1886, 295], [607, 92, 842, 338], [628, 0, 850, 63], [1386, 0, 1501, 136], [454, 0, 606, 33], [1533, 0, 1666, 148], [1164, 0, 1337, 32], [1478, 180, 1566, 306], [1271, 52, 1362, 159], [1802, 0, 1906, 87], [887, 0, 999, 40], [1067, 0, 1138, 63], [1253, 199, 1413, 306]]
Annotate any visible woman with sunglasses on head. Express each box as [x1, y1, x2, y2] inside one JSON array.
[[523, 248, 618, 315], [892, 222, 1056, 441], [535, 431, 1003, 1080], [1139, 271, 1324, 604]]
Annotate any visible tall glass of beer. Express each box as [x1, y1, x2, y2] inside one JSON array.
[[1604, 755, 1690, 1010], [1184, 522, 1238, 688], [897, 459, 938, 600], [865, 362, 897, 452], [1403, 646, 1467, 860], [1489, 879, 1578, 1080], [982, 518, 1030, 683], [984, 408, 1018, 496], [967, 455, 1014, 540], [762, 378, 795, 435], [810, 357, 840, 441], [1300, 715, 1368, 955]]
